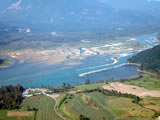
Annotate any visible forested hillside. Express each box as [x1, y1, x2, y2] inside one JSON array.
[[128, 45, 160, 72]]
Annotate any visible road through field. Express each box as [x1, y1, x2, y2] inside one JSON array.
[[45, 94, 66, 120]]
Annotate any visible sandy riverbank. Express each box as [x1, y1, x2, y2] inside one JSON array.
[[126, 62, 141, 67], [5, 39, 139, 66], [7, 48, 101, 66]]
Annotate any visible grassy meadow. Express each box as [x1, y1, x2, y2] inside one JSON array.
[[0, 110, 34, 120], [74, 83, 106, 90], [124, 75, 160, 90]]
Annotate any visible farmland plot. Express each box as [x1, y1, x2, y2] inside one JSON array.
[[21, 95, 63, 120], [59, 92, 155, 120]]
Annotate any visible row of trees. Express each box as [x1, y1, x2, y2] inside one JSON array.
[[79, 114, 90, 120], [118, 75, 143, 83], [0, 85, 24, 109], [83, 88, 140, 104], [40, 83, 73, 93], [85, 79, 115, 85]]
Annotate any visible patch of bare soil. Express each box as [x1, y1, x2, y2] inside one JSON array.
[[145, 105, 160, 111], [103, 82, 160, 97], [47, 94, 60, 99], [82, 95, 98, 109], [7, 111, 33, 117]]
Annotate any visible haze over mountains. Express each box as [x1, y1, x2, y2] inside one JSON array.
[[1, 0, 160, 32]]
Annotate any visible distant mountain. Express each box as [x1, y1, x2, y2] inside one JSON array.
[[128, 45, 160, 72], [1, 0, 160, 31]]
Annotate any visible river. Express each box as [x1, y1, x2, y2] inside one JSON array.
[[0, 33, 157, 88]]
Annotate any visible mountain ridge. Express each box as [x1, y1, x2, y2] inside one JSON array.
[[1, 0, 160, 31]]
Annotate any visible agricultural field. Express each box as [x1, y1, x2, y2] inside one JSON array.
[[73, 83, 106, 90], [58, 92, 155, 120], [140, 97, 160, 112], [21, 95, 62, 120], [124, 75, 160, 90], [0, 110, 34, 120]]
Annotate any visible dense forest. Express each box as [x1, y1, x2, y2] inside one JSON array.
[[128, 45, 160, 72], [0, 85, 24, 109]]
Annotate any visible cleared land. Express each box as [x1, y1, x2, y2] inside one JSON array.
[[0, 110, 34, 120], [103, 82, 160, 97], [7, 111, 33, 117], [21, 95, 63, 120], [58, 92, 155, 120]]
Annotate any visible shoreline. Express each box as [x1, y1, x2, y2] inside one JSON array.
[[125, 62, 141, 67], [126, 62, 158, 77], [78, 61, 144, 78], [78, 58, 136, 77]]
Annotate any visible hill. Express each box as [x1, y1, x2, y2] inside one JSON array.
[[128, 45, 160, 72]]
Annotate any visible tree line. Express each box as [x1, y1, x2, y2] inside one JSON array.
[[0, 85, 24, 109], [83, 88, 140, 104]]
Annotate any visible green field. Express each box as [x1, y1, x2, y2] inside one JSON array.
[[74, 83, 106, 90], [59, 92, 155, 120], [21, 95, 62, 120], [124, 75, 160, 90], [0, 110, 34, 120], [27, 90, 42, 95]]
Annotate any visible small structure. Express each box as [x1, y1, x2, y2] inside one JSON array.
[[23, 88, 49, 98]]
